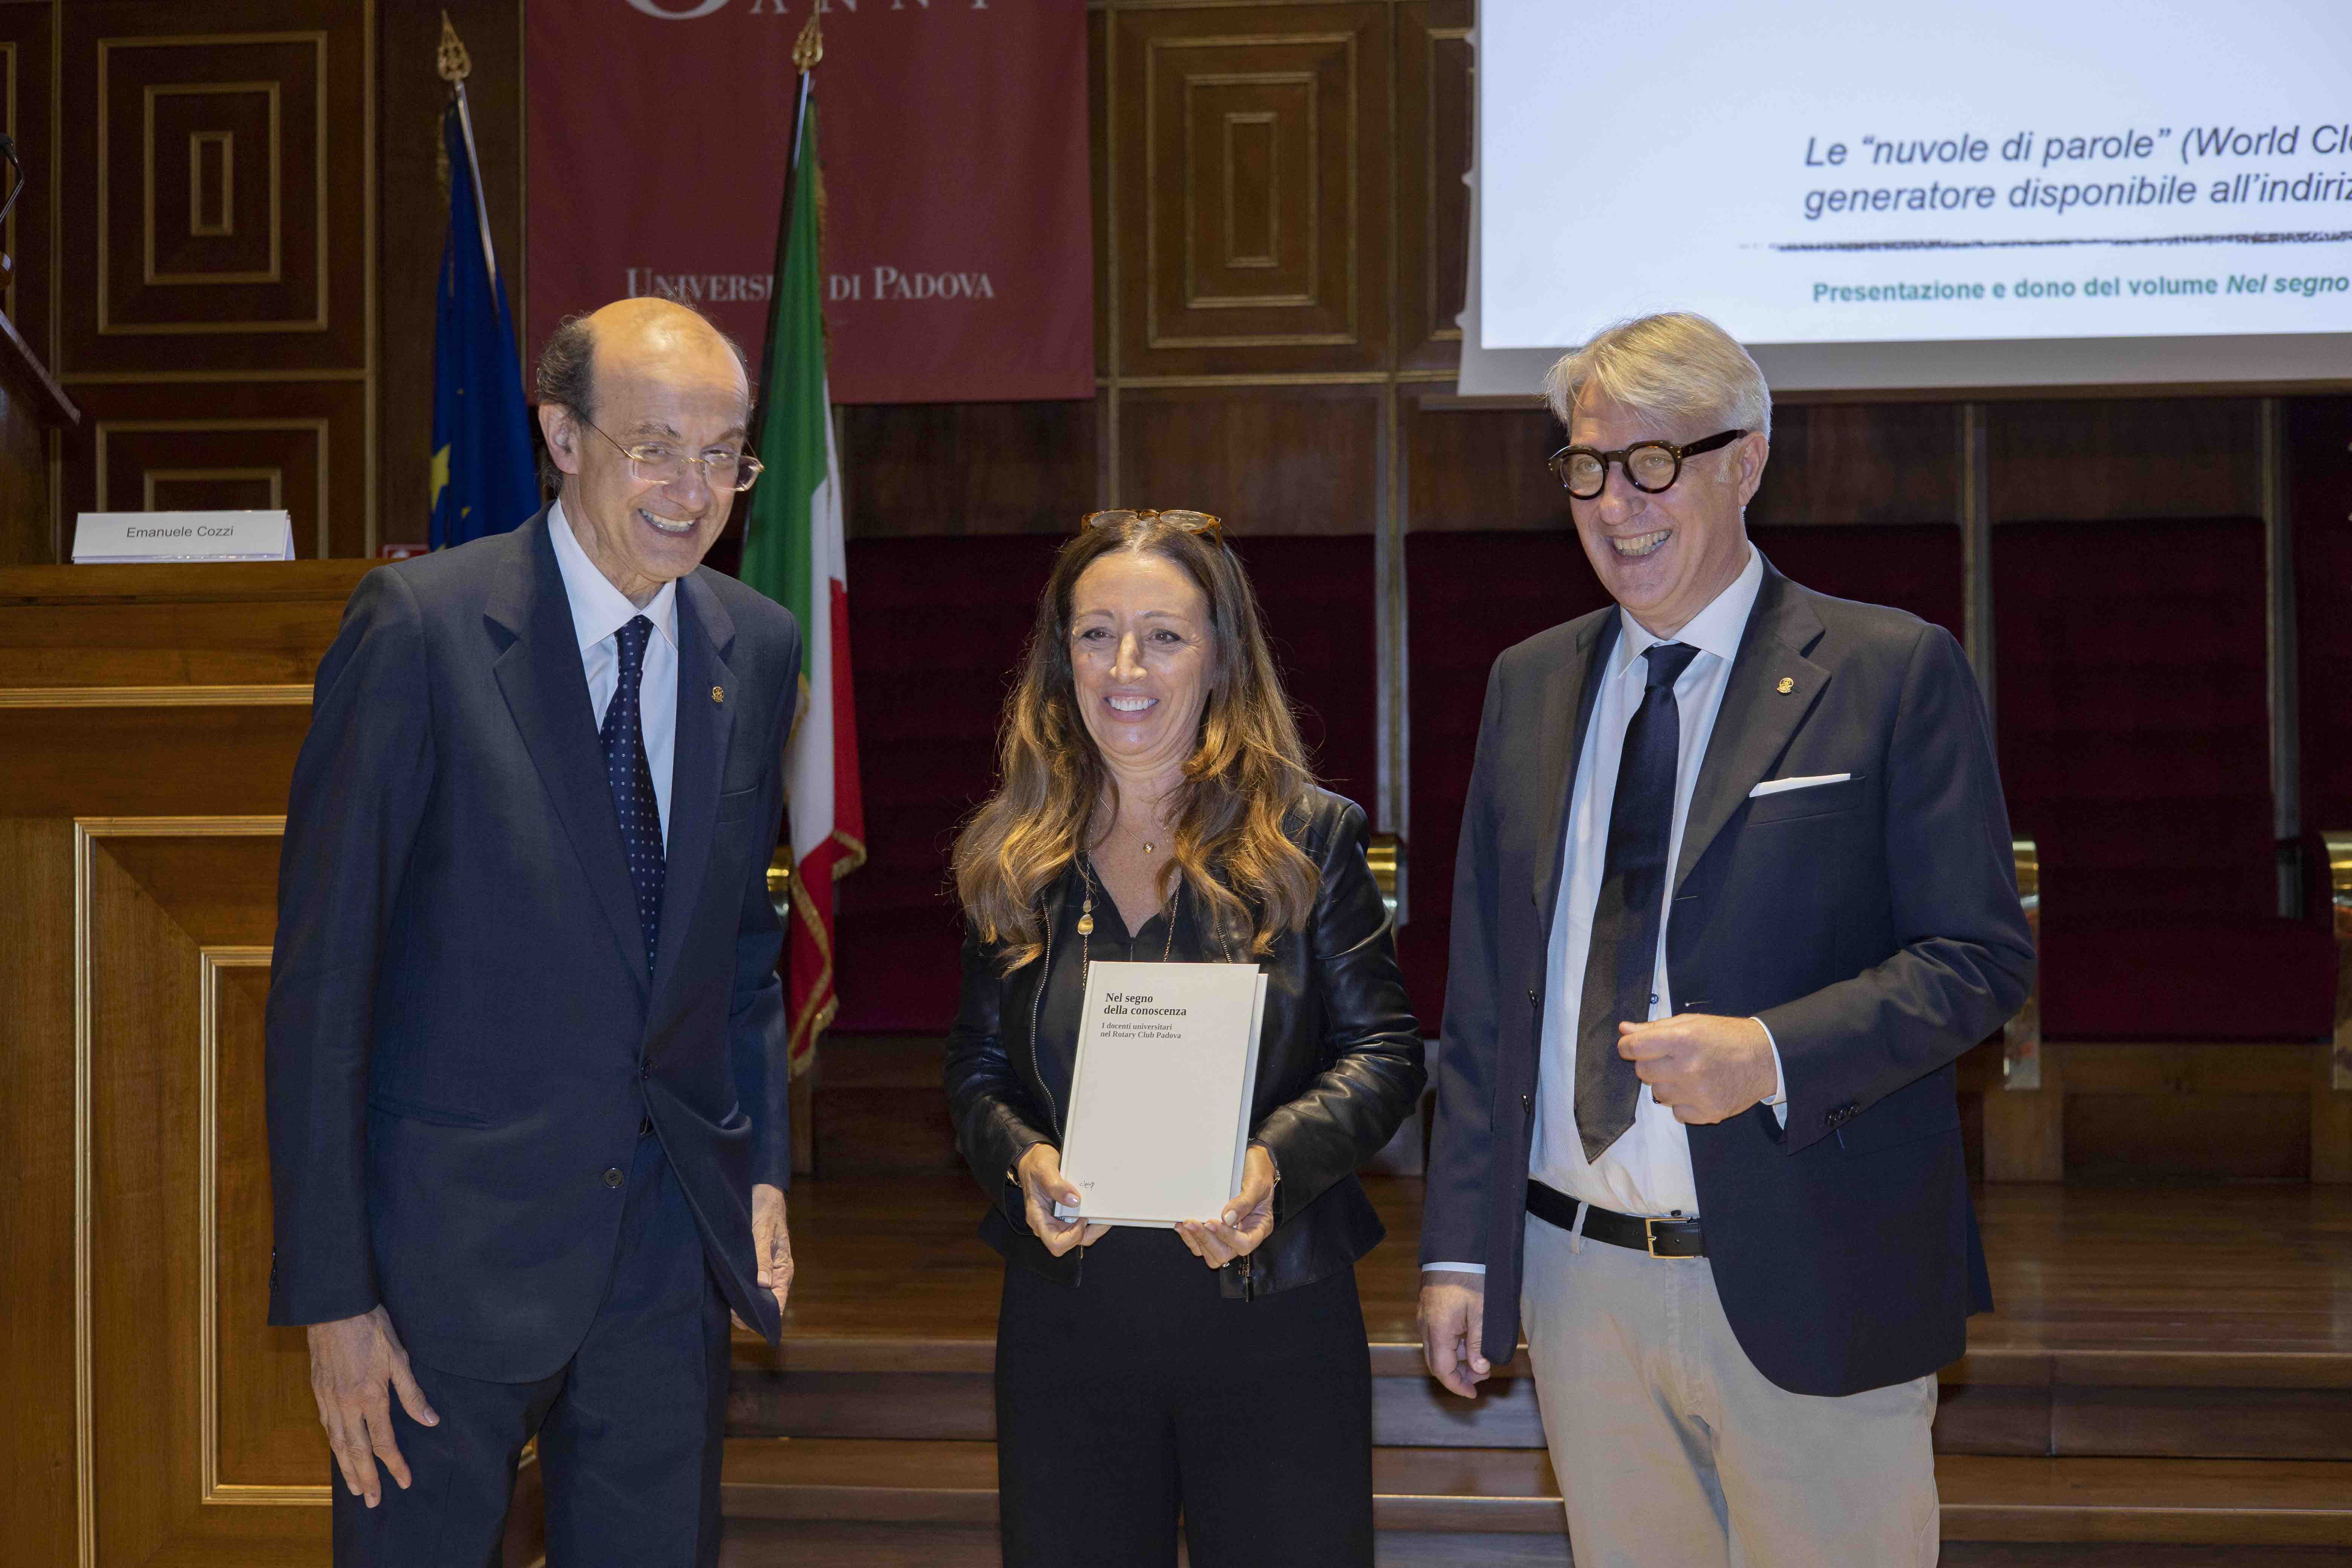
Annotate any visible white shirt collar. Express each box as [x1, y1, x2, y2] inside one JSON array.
[[548, 498, 678, 654], [1611, 543, 1765, 677]]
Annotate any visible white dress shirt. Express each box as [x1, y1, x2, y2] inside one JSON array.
[[549, 500, 680, 842], [1428, 547, 1784, 1276]]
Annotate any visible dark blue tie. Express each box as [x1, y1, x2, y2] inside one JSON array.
[[602, 615, 665, 973], [1576, 640, 1701, 1161]]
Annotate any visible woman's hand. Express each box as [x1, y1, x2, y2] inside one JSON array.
[[1017, 1144, 1109, 1256], [1177, 1144, 1277, 1269]]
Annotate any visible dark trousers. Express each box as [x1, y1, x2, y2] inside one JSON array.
[[333, 1130, 731, 1568], [994, 1227, 1375, 1568]]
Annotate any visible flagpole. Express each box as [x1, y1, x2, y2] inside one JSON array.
[[756, 15, 822, 399], [436, 13, 501, 291]]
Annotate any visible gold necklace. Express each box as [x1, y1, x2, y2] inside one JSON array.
[[1076, 857, 1177, 1003]]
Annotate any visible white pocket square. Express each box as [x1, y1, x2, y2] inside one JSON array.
[[1749, 772, 1852, 798]]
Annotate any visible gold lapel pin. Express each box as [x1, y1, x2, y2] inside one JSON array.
[[711, 684, 726, 704], [1776, 677, 1795, 695]]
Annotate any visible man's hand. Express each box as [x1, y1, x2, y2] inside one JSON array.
[[307, 1305, 438, 1508], [1419, 1270, 1490, 1399], [752, 1182, 794, 1320], [1618, 1014, 1778, 1124], [1016, 1144, 1110, 1257], [1177, 1144, 1276, 1269]]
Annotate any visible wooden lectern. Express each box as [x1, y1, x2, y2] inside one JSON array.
[[0, 304, 80, 565], [0, 561, 537, 1565]]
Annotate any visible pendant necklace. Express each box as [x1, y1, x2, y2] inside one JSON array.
[[1076, 828, 1156, 937], [1076, 854, 1178, 1002]]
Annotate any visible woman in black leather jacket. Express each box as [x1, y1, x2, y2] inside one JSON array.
[[944, 508, 1424, 1568]]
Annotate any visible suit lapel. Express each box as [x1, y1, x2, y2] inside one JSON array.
[[487, 511, 652, 989], [651, 572, 737, 1005], [1672, 564, 1830, 893], [1533, 610, 1619, 939]]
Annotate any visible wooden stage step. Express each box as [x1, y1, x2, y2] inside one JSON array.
[[718, 1439, 2352, 1561], [718, 1177, 2352, 1562], [731, 1337, 2352, 1462]]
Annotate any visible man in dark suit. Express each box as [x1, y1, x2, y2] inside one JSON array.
[[266, 297, 802, 1565], [1417, 312, 2033, 1565]]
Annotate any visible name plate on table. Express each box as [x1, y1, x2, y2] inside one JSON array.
[[72, 510, 294, 563], [1055, 960, 1268, 1228]]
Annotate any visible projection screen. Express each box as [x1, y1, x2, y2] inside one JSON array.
[[1460, 0, 2352, 396]]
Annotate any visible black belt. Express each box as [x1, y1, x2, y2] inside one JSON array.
[[1527, 1179, 1706, 1259]]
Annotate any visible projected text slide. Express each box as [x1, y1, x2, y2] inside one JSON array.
[[1480, 0, 2352, 350]]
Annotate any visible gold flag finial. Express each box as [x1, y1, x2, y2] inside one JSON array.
[[793, 12, 823, 74], [437, 11, 473, 83]]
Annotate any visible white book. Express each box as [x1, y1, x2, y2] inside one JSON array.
[[1055, 960, 1269, 1228]]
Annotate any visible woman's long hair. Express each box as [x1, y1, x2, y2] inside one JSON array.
[[952, 514, 1320, 971]]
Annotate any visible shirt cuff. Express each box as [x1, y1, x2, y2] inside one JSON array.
[[1753, 1015, 1788, 1127], [1423, 1261, 1488, 1276]]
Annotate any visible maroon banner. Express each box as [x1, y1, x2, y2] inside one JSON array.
[[525, 0, 1093, 404]]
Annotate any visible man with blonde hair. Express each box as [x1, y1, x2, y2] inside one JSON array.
[[1418, 311, 2033, 1564]]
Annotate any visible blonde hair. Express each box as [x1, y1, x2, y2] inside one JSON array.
[[1544, 311, 1772, 442], [951, 516, 1320, 972]]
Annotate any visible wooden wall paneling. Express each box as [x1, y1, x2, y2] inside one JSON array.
[[1118, 381, 1380, 532], [78, 820, 329, 1563], [839, 397, 1100, 539], [1395, 0, 1469, 373], [0, 816, 79, 1568], [0, 3, 61, 563], [1988, 398, 2261, 524], [58, 3, 368, 375], [378, 0, 523, 552], [0, 357, 53, 561], [1747, 401, 1961, 527], [1403, 391, 1562, 531], [0, 1, 59, 369], [1111, 3, 1390, 380], [1089, 7, 1109, 389], [65, 376, 366, 558], [55, 0, 375, 556]]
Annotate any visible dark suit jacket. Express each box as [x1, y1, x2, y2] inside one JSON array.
[[1421, 558, 2034, 1397], [264, 508, 802, 1382]]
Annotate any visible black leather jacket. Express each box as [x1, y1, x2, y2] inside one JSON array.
[[944, 791, 1426, 1300]]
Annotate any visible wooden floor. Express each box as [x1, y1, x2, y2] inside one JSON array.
[[718, 1178, 2352, 1566], [765, 1174, 2352, 1357]]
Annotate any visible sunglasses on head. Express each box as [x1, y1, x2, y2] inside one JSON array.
[[1080, 507, 1225, 545]]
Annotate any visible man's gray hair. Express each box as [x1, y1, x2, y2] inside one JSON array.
[[1543, 311, 1772, 444], [531, 301, 752, 489]]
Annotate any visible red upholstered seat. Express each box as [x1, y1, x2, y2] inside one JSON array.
[[2037, 917, 2337, 1042]]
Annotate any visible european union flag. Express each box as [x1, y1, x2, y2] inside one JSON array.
[[430, 94, 538, 549]]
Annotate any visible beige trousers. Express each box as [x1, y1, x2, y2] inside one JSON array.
[[1519, 1212, 1940, 1568]]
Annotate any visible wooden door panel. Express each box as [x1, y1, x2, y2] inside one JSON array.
[[81, 821, 330, 1563]]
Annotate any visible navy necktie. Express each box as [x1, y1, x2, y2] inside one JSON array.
[[602, 614, 665, 973], [1576, 640, 1701, 1162]]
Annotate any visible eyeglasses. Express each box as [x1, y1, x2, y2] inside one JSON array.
[[1547, 429, 1745, 500], [1081, 507, 1225, 545], [582, 418, 765, 494]]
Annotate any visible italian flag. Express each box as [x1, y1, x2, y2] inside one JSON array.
[[740, 63, 864, 1074]]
